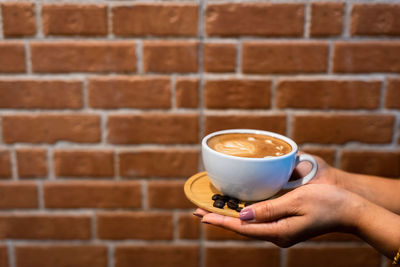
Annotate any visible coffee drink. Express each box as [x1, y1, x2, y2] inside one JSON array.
[[207, 133, 292, 158], [202, 129, 317, 201]]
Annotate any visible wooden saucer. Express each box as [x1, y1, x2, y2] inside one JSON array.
[[184, 172, 293, 218], [184, 172, 243, 218]]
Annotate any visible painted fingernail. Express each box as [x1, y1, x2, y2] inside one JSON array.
[[193, 213, 202, 218], [239, 208, 254, 221], [201, 221, 211, 225]]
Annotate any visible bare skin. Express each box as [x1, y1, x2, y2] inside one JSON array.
[[194, 155, 400, 259], [296, 155, 400, 214]]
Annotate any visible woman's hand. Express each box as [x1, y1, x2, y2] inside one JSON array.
[[197, 184, 364, 247], [297, 154, 400, 214], [195, 153, 400, 257], [291, 154, 341, 187]]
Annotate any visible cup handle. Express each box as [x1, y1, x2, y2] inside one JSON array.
[[283, 154, 318, 189]]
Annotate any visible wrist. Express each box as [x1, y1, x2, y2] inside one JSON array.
[[347, 193, 370, 234], [331, 168, 350, 190], [348, 196, 400, 258]]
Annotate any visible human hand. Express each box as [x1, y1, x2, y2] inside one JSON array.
[[196, 184, 364, 247], [292, 153, 341, 187]]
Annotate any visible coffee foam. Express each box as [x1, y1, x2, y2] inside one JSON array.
[[213, 140, 256, 157], [207, 133, 292, 158]]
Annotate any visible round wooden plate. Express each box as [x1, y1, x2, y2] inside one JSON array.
[[184, 172, 292, 218], [184, 172, 244, 218]]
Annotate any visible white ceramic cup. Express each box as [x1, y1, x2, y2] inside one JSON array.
[[202, 129, 318, 201]]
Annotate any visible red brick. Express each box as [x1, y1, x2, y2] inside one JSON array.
[[107, 113, 198, 144], [204, 43, 236, 73], [54, 150, 113, 178], [176, 78, 199, 108], [115, 245, 198, 267], [97, 212, 173, 240], [300, 147, 335, 166], [42, 4, 107, 36], [88, 76, 170, 109], [341, 150, 400, 178], [0, 150, 11, 179], [351, 4, 400, 36], [206, 246, 280, 267], [16, 148, 47, 178], [204, 114, 286, 135], [0, 246, 5, 267], [333, 42, 400, 73], [0, 182, 37, 209], [287, 247, 380, 267], [310, 2, 344, 36], [243, 42, 328, 74], [2, 114, 100, 144], [0, 43, 26, 73], [0, 214, 91, 239], [276, 80, 381, 109], [0, 246, 7, 267], [205, 79, 271, 109], [112, 4, 198, 37], [206, 3, 304, 37], [386, 78, 400, 109], [143, 41, 198, 73], [0, 79, 82, 109], [148, 180, 195, 209], [119, 149, 198, 178], [293, 114, 394, 144], [178, 213, 200, 239], [2, 2, 36, 37], [204, 224, 250, 241], [15, 245, 107, 267], [44, 181, 141, 208], [31, 42, 136, 73]]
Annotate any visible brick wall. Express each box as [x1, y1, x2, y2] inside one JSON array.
[[0, 0, 399, 266]]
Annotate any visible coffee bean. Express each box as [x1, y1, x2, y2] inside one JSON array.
[[227, 201, 238, 210], [220, 195, 230, 202], [212, 194, 221, 201], [228, 200, 239, 206], [213, 199, 225, 209], [229, 197, 239, 204], [210, 194, 249, 211]]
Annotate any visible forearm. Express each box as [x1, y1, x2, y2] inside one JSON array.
[[336, 169, 400, 214], [353, 197, 400, 259]]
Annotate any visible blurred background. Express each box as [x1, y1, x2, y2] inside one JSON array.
[[0, 0, 399, 266]]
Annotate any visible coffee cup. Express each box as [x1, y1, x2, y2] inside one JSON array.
[[202, 129, 318, 201]]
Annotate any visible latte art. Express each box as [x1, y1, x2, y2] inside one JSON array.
[[207, 133, 291, 158], [213, 140, 256, 157]]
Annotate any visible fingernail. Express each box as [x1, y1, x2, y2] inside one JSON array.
[[193, 213, 202, 218], [201, 221, 210, 225], [239, 208, 254, 221]]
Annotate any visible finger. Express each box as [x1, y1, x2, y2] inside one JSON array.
[[202, 213, 249, 234], [240, 192, 297, 222], [193, 208, 210, 218], [290, 151, 308, 179], [202, 212, 293, 241], [290, 168, 302, 180], [202, 212, 279, 235]]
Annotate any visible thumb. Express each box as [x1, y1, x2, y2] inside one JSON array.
[[239, 193, 296, 222]]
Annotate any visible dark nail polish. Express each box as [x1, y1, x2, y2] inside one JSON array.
[[239, 208, 254, 221]]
